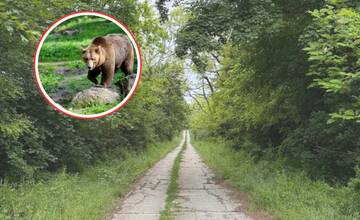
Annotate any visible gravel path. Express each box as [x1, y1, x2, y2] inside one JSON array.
[[173, 131, 253, 220], [110, 132, 185, 220]]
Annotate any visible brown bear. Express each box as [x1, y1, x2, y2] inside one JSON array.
[[81, 34, 134, 89]]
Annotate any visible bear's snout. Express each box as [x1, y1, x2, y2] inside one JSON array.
[[87, 60, 95, 70]]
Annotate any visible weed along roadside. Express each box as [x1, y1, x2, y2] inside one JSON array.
[[160, 130, 188, 220], [193, 139, 360, 220]]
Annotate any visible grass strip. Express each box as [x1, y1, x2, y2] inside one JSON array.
[[160, 134, 187, 220]]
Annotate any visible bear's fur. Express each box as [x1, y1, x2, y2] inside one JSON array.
[[82, 34, 134, 88]]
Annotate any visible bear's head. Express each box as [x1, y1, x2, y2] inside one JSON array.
[[81, 45, 105, 70]]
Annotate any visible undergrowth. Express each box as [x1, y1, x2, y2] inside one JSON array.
[[193, 138, 360, 220], [0, 137, 180, 220]]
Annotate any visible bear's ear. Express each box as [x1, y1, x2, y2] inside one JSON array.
[[95, 45, 101, 53]]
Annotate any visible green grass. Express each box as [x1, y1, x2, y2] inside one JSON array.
[[193, 138, 360, 220], [160, 135, 187, 220], [40, 72, 65, 93], [40, 17, 125, 62], [66, 75, 92, 91], [70, 102, 120, 115], [0, 137, 181, 220]]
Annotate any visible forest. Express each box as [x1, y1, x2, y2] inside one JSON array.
[[1, 0, 360, 219], [177, 0, 360, 184], [173, 0, 360, 218]]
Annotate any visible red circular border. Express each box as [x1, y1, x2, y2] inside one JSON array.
[[33, 11, 142, 120]]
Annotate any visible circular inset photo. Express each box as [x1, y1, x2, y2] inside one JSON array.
[[34, 11, 142, 119]]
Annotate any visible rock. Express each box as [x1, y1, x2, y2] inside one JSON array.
[[52, 29, 79, 38], [52, 32, 62, 37], [62, 29, 79, 36], [71, 87, 120, 108]]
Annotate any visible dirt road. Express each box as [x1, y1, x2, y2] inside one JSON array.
[[110, 132, 185, 220], [172, 132, 252, 220], [111, 130, 252, 220]]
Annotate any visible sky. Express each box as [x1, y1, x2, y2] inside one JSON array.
[[146, 0, 204, 103]]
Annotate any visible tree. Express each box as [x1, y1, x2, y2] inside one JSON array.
[[303, 0, 360, 123]]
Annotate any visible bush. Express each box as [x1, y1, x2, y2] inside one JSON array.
[[280, 112, 360, 183]]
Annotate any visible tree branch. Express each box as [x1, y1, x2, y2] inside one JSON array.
[[188, 93, 207, 113], [211, 52, 221, 65], [203, 75, 214, 93], [202, 78, 210, 106]]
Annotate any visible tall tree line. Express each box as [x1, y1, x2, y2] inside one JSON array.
[[169, 0, 360, 184]]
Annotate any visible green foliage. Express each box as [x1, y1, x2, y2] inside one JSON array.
[[194, 139, 360, 220], [280, 112, 360, 183], [0, 0, 187, 185], [40, 72, 65, 93], [175, 0, 281, 62], [185, 0, 360, 185], [303, 0, 360, 122], [0, 138, 179, 220]]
